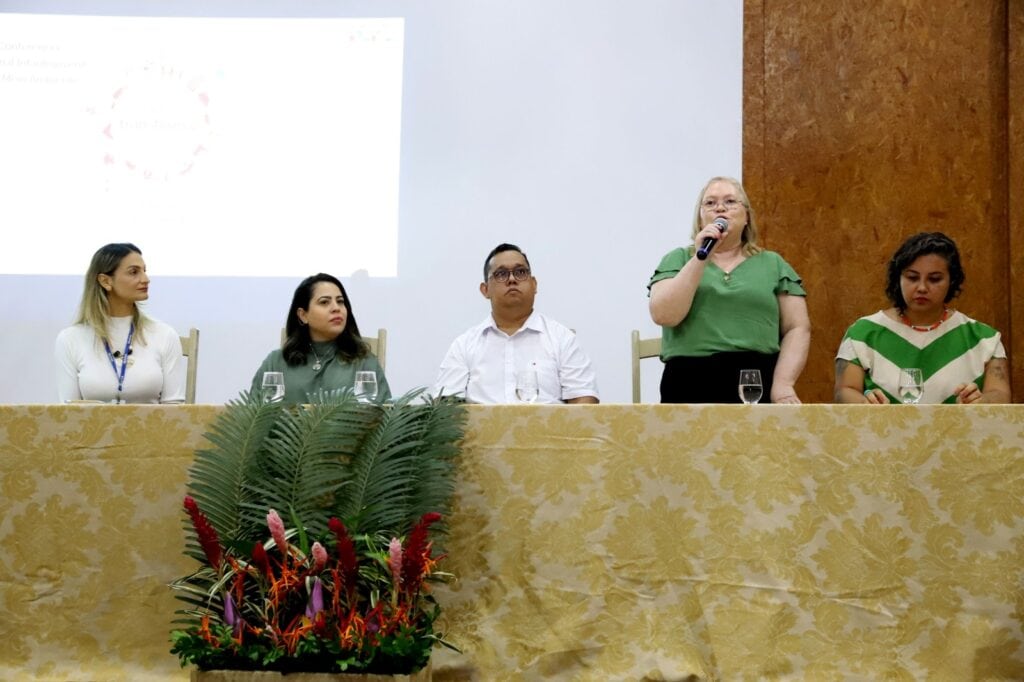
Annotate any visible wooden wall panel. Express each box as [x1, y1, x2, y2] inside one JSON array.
[[744, 0, 1018, 402], [1010, 1, 1023, 403]]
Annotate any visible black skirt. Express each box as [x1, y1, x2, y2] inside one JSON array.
[[660, 351, 779, 404]]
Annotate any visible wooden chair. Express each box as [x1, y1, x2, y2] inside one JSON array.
[[630, 329, 661, 404], [280, 328, 387, 370], [179, 328, 200, 404]]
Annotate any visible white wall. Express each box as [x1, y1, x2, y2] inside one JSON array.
[[0, 0, 742, 404]]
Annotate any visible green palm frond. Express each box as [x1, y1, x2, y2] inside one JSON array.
[[400, 395, 464, 533], [242, 392, 378, 538], [184, 393, 282, 558], [181, 388, 465, 563], [336, 390, 465, 538]]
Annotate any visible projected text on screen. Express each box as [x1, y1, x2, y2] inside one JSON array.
[[0, 15, 405, 277]]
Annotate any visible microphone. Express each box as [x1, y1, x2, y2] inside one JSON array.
[[696, 217, 729, 260]]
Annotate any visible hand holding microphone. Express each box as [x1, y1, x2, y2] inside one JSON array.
[[696, 217, 729, 260]]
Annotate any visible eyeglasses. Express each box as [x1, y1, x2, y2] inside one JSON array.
[[489, 266, 531, 283], [700, 198, 744, 211]]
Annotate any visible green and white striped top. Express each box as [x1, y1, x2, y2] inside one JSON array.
[[836, 310, 1006, 404]]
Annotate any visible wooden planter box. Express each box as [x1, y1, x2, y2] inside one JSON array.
[[191, 667, 431, 682]]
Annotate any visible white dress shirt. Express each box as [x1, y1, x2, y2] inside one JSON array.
[[433, 311, 599, 404]]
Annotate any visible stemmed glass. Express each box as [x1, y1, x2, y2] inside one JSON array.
[[738, 369, 763, 404], [261, 372, 285, 403], [354, 371, 379, 403], [898, 368, 923, 404], [515, 369, 539, 404]]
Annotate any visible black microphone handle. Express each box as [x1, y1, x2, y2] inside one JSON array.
[[695, 218, 728, 261], [695, 237, 717, 261]]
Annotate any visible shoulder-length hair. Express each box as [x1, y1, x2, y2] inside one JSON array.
[[282, 273, 369, 366], [885, 232, 965, 313], [75, 243, 149, 344], [689, 176, 763, 257]]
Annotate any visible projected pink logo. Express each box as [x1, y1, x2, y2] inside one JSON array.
[[101, 62, 211, 181]]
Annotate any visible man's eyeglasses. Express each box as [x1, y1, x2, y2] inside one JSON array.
[[490, 267, 531, 283], [700, 198, 744, 211]]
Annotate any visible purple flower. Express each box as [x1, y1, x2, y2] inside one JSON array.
[[305, 578, 324, 619], [223, 593, 242, 637]]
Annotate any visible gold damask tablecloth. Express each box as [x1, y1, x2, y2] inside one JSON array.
[[2, 404, 1023, 681]]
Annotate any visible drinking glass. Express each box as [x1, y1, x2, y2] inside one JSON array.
[[898, 368, 923, 404], [738, 369, 763, 404], [515, 369, 540, 404], [354, 371, 378, 403], [261, 371, 285, 403]]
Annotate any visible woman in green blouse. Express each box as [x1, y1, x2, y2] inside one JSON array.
[[250, 273, 390, 405], [648, 176, 810, 404]]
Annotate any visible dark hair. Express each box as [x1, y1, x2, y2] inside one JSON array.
[[483, 243, 531, 281], [885, 232, 965, 312], [282, 273, 368, 366]]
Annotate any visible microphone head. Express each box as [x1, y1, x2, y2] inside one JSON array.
[[712, 217, 729, 232]]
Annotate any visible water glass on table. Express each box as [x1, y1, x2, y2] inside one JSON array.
[[354, 371, 378, 403], [261, 371, 285, 403], [898, 368, 923, 404], [738, 369, 763, 404], [515, 369, 539, 404]]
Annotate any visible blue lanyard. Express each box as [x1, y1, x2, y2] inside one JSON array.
[[103, 322, 134, 404]]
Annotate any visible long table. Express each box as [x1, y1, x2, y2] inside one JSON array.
[[1, 404, 1023, 680]]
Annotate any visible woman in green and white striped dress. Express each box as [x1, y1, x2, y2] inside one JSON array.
[[834, 232, 1011, 404]]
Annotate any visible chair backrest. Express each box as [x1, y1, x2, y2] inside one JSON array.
[[630, 329, 662, 404], [279, 327, 387, 370], [179, 328, 200, 404]]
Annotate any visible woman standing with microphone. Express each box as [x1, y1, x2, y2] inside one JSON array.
[[647, 176, 810, 403]]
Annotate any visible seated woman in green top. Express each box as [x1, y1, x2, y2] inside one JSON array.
[[648, 176, 811, 403], [250, 273, 391, 405]]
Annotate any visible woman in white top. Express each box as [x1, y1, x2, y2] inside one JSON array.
[[55, 243, 185, 404]]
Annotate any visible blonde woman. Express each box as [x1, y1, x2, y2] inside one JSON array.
[[55, 243, 184, 403], [648, 176, 811, 403]]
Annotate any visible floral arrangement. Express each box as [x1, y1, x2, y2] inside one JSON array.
[[169, 390, 464, 675]]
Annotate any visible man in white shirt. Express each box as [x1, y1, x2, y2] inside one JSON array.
[[434, 243, 600, 404]]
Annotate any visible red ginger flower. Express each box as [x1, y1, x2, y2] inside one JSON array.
[[183, 496, 222, 570], [328, 517, 359, 595], [251, 541, 272, 578], [401, 512, 442, 596]]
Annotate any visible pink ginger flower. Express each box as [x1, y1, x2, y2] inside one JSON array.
[[266, 508, 287, 555], [388, 537, 403, 588], [311, 541, 327, 573]]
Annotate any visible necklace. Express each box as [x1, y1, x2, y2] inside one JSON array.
[[311, 347, 324, 371], [713, 253, 744, 282], [900, 307, 949, 332]]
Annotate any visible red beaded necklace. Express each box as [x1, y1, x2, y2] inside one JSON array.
[[899, 307, 949, 332]]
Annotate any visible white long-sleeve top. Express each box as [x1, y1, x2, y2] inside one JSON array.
[[55, 316, 185, 404]]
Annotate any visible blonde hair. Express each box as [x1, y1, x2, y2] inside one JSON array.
[[690, 176, 763, 257], [75, 243, 148, 344]]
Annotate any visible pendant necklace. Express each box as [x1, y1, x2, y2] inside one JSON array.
[[900, 307, 949, 332], [311, 347, 324, 372]]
